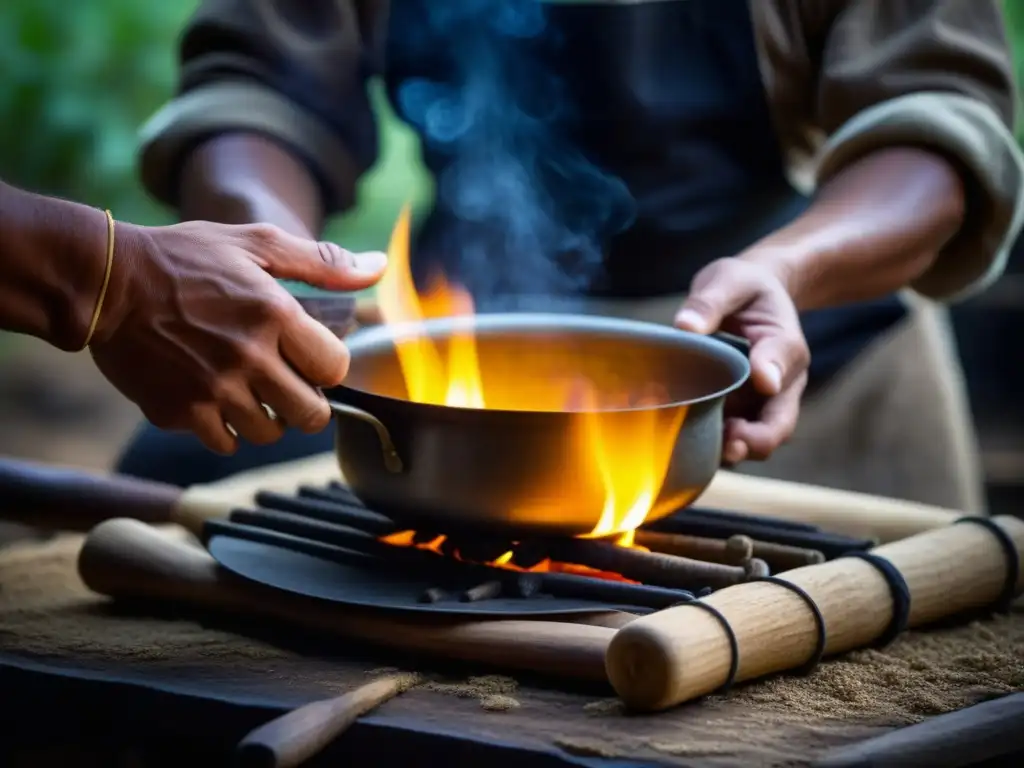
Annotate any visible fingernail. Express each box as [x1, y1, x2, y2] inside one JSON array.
[[675, 309, 707, 333], [763, 362, 782, 393], [351, 250, 388, 276]]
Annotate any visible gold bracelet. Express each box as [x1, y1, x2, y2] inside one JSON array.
[[81, 209, 115, 349]]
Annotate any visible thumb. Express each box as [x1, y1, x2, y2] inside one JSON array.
[[254, 227, 389, 291], [674, 265, 752, 334]]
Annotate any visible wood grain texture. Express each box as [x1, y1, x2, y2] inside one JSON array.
[[606, 516, 1024, 711]]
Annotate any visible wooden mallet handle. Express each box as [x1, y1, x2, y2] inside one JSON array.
[[78, 518, 616, 681], [700, 471, 962, 543], [606, 515, 1024, 711]]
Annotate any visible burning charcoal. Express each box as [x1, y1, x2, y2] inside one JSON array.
[[446, 534, 516, 564], [633, 530, 753, 566], [412, 530, 443, 545], [254, 491, 397, 536], [510, 542, 549, 569], [680, 507, 821, 532], [747, 540, 825, 571], [646, 514, 874, 559], [459, 580, 504, 603], [228, 507, 461, 578], [538, 572, 694, 610], [418, 587, 449, 604], [438, 537, 460, 558], [547, 539, 750, 591]]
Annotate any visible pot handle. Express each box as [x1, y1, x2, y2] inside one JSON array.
[[327, 401, 404, 473], [711, 331, 751, 357]]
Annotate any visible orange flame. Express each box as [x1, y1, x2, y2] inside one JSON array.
[[375, 205, 686, 540]]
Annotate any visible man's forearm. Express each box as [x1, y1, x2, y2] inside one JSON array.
[[745, 147, 966, 311], [178, 134, 326, 238], [0, 181, 109, 350]]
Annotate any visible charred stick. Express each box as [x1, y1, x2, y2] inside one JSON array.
[[633, 530, 753, 565], [217, 509, 531, 593], [302, 483, 365, 507], [446, 534, 517, 564], [255, 491, 397, 537], [418, 587, 449, 604], [539, 572, 694, 610], [682, 507, 821, 532], [545, 539, 750, 591], [748, 540, 825, 571], [460, 580, 504, 603], [204, 519, 380, 571], [646, 515, 873, 559], [745, 558, 770, 578]]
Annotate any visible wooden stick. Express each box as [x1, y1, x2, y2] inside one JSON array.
[[748, 540, 825, 571], [235, 672, 421, 768], [548, 539, 760, 590], [77, 518, 616, 682], [700, 471, 962, 543], [633, 531, 753, 565], [605, 515, 1024, 711]]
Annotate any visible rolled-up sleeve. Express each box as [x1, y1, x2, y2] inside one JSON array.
[[139, 0, 383, 215], [811, 0, 1024, 301]]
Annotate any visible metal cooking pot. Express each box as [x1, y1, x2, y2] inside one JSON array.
[[325, 313, 750, 537]]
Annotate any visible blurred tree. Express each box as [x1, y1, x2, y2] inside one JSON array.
[[0, 0, 431, 249], [0, 0, 197, 224]]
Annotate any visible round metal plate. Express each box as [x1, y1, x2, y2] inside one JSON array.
[[207, 535, 640, 617]]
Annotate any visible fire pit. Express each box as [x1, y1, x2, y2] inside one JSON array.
[[198, 480, 874, 618]]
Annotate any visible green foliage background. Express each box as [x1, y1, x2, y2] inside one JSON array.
[[0, 0, 1022, 256]]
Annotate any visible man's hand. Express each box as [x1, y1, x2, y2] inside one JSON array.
[[89, 220, 387, 455], [674, 257, 810, 466]]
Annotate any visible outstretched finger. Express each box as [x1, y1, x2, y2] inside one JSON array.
[[674, 259, 761, 334], [244, 224, 388, 292]]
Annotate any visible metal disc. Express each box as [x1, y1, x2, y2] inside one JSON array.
[[207, 535, 637, 617]]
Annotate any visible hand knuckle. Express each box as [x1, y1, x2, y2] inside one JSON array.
[[259, 292, 300, 325], [246, 222, 283, 248], [316, 241, 352, 269], [293, 400, 330, 433]]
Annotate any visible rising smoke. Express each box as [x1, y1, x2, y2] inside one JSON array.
[[392, 0, 636, 306]]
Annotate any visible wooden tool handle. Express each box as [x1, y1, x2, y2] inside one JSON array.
[[0, 456, 186, 531], [606, 515, 1024, 711], [235, 673, 420, 768], [700, 471, 961, 543], [78, 518, 614, 681]]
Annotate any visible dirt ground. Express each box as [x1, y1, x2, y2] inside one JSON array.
[[0, 335, 139, 470]]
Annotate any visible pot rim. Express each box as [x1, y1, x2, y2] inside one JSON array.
[[341, 311, 751, 415]]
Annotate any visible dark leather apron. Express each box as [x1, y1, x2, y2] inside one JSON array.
[[382, 0, 907, 390]]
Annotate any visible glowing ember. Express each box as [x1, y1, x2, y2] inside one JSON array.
[[375, 205, 687, 541], [380, 529, 641, 583]]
